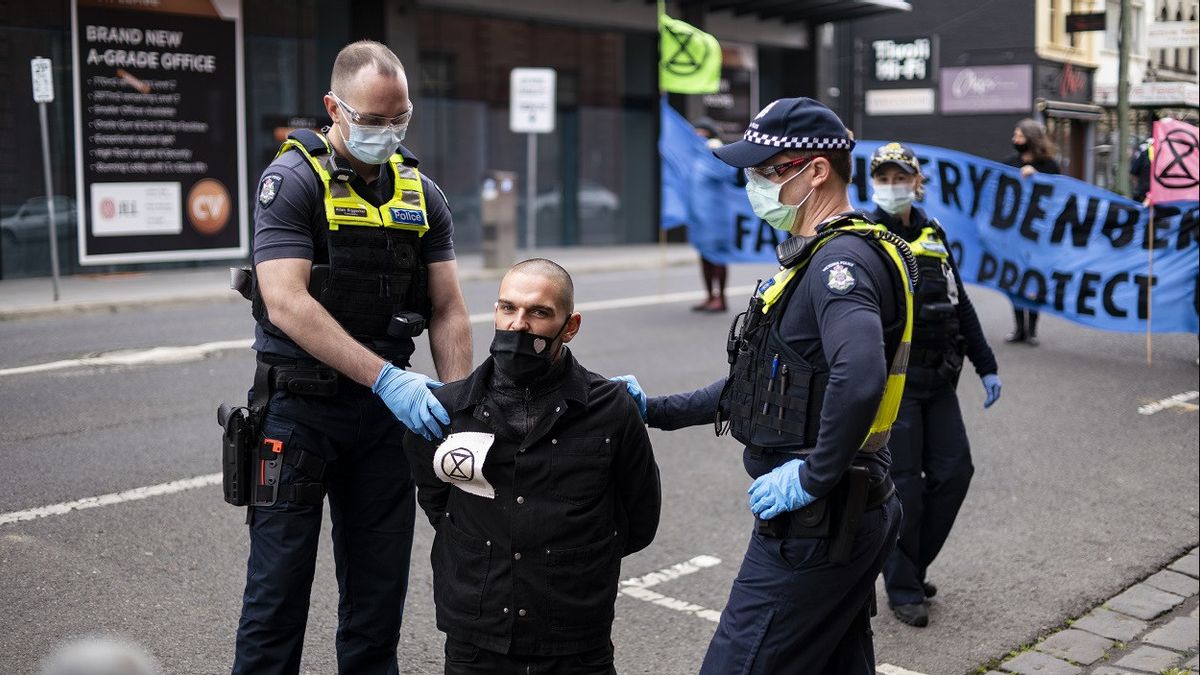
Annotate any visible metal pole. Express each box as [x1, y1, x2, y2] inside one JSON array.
[[38, 101, 61, 301], [526, 132, 538, 250], [1115, 0, 1132, 197]]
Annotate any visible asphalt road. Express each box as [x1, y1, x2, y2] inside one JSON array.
[[1, 264, 1197, 675]]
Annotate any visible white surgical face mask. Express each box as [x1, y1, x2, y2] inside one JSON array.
[[871, 183, 915, 215], [745, 162, 816, 232], [341, 119, 405, 165]]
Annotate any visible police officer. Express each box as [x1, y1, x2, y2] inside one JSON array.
[[868, 142, 1001, 627], [232, 40, 472, 674], [620, 98, 915, 673]]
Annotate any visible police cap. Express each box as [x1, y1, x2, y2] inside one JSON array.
[[870, 142, 920, 176], [713, 97, 855, 169]]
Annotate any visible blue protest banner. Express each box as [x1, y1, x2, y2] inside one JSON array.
[[658, 99, 1198, 333]]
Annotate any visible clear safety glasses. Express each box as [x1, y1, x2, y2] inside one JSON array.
[[329, 91, 413, 129]]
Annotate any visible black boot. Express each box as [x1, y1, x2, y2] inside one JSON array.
[[1026, 311, 1040, 346], [891, 603, 929, 627], [1005, 308, 1026, 343]]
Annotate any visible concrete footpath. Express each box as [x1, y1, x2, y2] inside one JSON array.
[[981, 547, 1199, 675], [0, 244, 699, 320]]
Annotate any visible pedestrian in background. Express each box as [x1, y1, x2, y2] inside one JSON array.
[[1003, 118, 1060, 346], [691, 116, 730, 313], [232, 40, 472, 674], [868, 142, 1002, 627], [405, 258, 660, 675]]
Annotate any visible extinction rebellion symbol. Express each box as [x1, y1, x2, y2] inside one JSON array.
[[442, 448, 475, 481], [1157, 128, 1199, 190], [662, 23, 710, 77]]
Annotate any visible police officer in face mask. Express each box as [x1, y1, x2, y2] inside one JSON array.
[[618, 98, 916, 673], [230, 40, 472, 674], [404, 258, 661, 675], [868, 143, 1001, 627]]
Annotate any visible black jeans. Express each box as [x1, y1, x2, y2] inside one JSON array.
[[444, 637, 617, 675]]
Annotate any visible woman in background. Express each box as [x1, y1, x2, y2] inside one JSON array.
[[1002, 119, 1060, 345]]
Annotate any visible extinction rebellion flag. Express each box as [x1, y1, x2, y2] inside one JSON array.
[[658, 10, 721, 95]]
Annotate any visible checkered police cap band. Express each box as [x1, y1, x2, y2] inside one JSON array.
[[742, 129, 855, 150]]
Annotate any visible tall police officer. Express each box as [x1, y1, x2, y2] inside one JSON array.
[[620, 98, 916, 673], [232, 40, 472, 674], [868, 142, 1001, 627]]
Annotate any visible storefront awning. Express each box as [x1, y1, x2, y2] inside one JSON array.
[[662, 0, 911, 24], [1037, 99, 1105, 121]]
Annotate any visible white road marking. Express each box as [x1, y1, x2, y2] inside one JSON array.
[[619, 555, 724, 622], [876, 665, 931, 675], [0, 286, 757, 379], [0, 473, 222, 527], [1137, 390, 1200, 415], [0, 339, 253, 377]]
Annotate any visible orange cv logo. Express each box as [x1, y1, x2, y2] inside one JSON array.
[[187, 178, 231, 235]]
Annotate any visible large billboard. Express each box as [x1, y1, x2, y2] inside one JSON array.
[[72, 0, 246, 264]]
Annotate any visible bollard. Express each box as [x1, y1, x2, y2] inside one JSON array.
[[481, 170, 518, 270]]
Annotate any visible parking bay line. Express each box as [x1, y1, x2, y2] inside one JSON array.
[[619, 556, 930, 675], [0, 473, 223, 527], [0, 285, 756, 379]]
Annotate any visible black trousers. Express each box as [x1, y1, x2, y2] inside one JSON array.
[[444, 637, 616, 675], [881, 368, 974, 606], [698, 496, 902, 675]]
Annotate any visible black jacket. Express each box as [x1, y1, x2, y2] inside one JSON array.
[[404, 350, 661, 656]]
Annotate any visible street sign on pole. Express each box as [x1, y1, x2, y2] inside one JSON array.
[[31, 57, 54, 103], [510, 68, 556, 134], [510, 68, 556, 250], [31, 56, 60, 301]]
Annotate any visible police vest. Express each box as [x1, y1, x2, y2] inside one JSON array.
[[905, 223, 962, 356], [256, 129, 431, 362], [721, 216, 915, 455]]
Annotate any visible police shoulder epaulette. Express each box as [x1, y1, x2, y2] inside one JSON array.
[[286, 128, 331, 156], [927, 217, 949, 241]]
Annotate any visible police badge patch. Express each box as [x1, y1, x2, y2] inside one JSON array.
[[822, 260, 856, 294], [258, 174, 282, 207]]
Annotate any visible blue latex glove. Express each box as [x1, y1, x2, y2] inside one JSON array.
[[982, 373, 1002, 409], [747, 458, 817, 520], [611, 374, 648, 421], [372, 363, 449, 441]]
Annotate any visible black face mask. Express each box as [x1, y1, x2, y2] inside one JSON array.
[[1013, 141, 1030, 154], [489, 317, 570, 385]]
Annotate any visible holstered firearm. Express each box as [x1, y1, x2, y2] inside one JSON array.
[[828, 465, 870, 564]]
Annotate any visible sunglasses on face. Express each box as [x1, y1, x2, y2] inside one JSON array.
[[744, 155, 824, 182], [329, 91, 413, 129]]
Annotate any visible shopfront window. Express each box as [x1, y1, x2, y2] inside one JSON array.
[[0, 5, 78, 279], [409, 10, 657, 252]]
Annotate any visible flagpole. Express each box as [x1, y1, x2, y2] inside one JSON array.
[[1146, 203, 1154, 367], [657, 0, 667, 297]]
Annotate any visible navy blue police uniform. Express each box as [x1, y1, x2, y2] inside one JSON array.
[[868, 143, 998, 616], [232, 129, 456, 675], [645, 98, 913, 674]]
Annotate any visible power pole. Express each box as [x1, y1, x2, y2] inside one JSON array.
[[1115, 0, 1132, 197]]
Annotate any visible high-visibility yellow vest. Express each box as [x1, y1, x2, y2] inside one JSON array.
[[725, 217, 914, 453]]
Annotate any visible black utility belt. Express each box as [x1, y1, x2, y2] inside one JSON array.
[[756, 466, 894, 547], [271, 363, 339, 397]]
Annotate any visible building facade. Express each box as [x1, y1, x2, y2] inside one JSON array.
[[0, 0, 904, 279], [832, 0, 1197, 189]]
